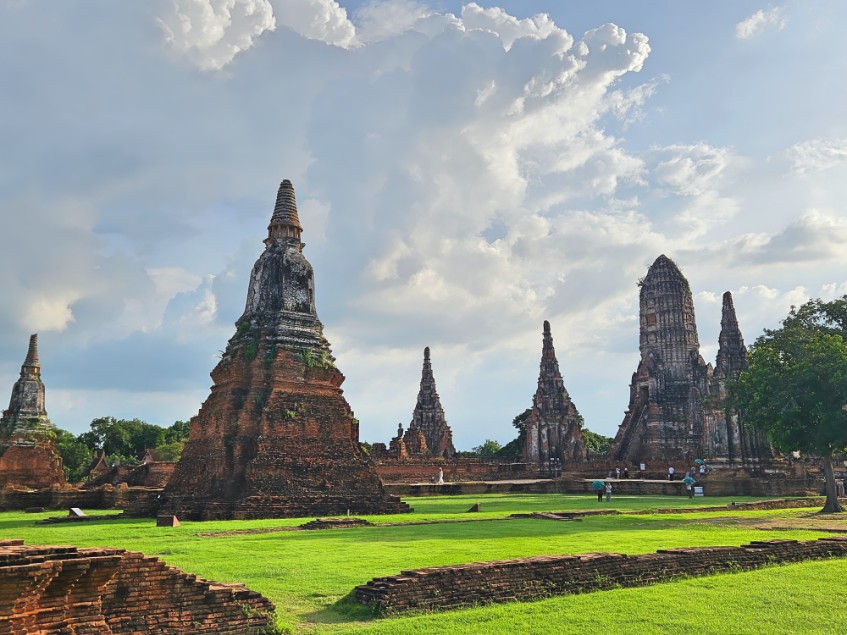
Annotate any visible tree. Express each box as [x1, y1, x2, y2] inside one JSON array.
[[152, 439, 184, 462], [53, 429, 93, 483], [495, 408, 532, 458], [80, 417, 192, 465], [730, 297, 847, 513], [582, 429, 612, 455], [473, 439, 503, 458]]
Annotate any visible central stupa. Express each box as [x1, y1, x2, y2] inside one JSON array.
[[161, 180, 409, 520]]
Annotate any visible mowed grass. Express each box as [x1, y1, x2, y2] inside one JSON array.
[[1, 494, 844, 633]]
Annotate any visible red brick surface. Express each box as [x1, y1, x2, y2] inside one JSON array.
[[355, 536, 847, 614], [0, 540, 275, 634]]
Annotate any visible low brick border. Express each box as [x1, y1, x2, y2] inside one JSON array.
[[0, 539, 276, 634], [354, 536, 847, 614]]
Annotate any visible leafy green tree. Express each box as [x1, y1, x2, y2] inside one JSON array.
[[473, 439, 503, 457], [152, 440, 184, 462], [164, 420, 190, 444], [731, 297, 847, 513], [583, 429, 612, 455], [80, 417, 191, 465], [495, 408, 532, 458], [53, 429, 93, 482]]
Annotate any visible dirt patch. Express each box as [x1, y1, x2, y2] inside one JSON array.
[[691, 511, 847, 533]]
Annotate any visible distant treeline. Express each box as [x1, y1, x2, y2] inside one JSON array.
[[53, 416, 190, 482]]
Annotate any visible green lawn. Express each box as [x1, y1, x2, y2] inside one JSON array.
[[1, 494, 844, 634]]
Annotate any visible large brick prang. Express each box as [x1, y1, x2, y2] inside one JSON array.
[[0, 334, 66, 490], [160, 179, 410, 520]]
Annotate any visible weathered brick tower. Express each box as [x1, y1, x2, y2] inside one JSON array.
[[0, 334, 66, 489], [406, 347, 455, 458], [160, 180, 409, 519], [524, 321, 586, 466], [611, 255, 773, 468]]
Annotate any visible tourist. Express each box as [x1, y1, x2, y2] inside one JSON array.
[[837, 479, 846, 498], [605, 481, 612, 502], [668, 466, 675, 481], [623, 467, 629, 479], [615, 466, 621, 479], [436, 468, 444, 485], [597, 484, 604, 503], [699, 464, 706, 477]]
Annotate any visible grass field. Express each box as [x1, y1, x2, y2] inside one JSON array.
[[2, 493, 845, 634]]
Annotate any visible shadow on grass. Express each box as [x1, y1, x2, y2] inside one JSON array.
[[290, 591, 376, 627]]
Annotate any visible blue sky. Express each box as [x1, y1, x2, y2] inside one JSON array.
[[1, 1, 846, 449]]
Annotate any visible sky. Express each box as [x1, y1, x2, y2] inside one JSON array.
[[1, 1, 846, 450]]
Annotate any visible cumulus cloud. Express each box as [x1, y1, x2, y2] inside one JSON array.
[[787, 137, 847, 174], [353, 0, 430, 44], [272, 0, 356, 48], [652, 143, 731, 197], [158, 0, 276, 70], [735, 7, 787, 40], [5, 1, 843, 447], [745, 209, 847, 264], [460, 2, 569, 52]]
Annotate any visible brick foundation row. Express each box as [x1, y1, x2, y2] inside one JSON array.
[[354, 536, 847, 614], [0, 540, 276, 634]]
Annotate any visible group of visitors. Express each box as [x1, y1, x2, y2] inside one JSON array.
[[608, 466, 630, 479]]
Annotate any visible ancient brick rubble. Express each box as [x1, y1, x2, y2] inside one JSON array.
[[159, 179, 409, 520], [0, 539, 275, 634], [355, 536, 847, 614], [524, 321, 586, 466], [0, 334, 66, 490], [610, 255, 773, 468], [403, 347, 456, 458]]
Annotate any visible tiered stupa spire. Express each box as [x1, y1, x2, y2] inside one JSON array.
[[0, 334, 65, 488], [161, 179, 408, 520], [714, 291, 747, 380], [407, 347, 456, 458], [1, 334, 49, 438], [239, 179, 330, 355], [524, 321, 586, 464], [267, 179, 303, 242], [611, 256, 774, 469]]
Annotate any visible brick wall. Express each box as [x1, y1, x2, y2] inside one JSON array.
[[374, 458, 530, 483], [0, 540, 275, 634], [0, 484, 161, 514], [354, 536, 847, 614]]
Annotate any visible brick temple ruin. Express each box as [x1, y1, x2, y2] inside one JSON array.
[[0, 335, 66, 490], [384, 347, 456, 460], [159, 179, 409, 519], [611, 255, 774, 469], [525, 321, 586, 467], [0, 539, 275, 633]]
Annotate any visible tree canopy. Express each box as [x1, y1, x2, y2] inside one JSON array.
[[53, 417, 191, 483], [731, 297, 847, 513]]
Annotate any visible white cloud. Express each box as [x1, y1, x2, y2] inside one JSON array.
[[787, 137, 847, 174], [158, 0, 276, 70], [735, 7, 787, 40], [652, 143, 731, 197], [460, 2, 569, 53], [272, 0, 356, 48], [4, 1, 846, 448], [22, 294, 78, 332], [747, 209, 847, 263], [353, 0, 430, 44]]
